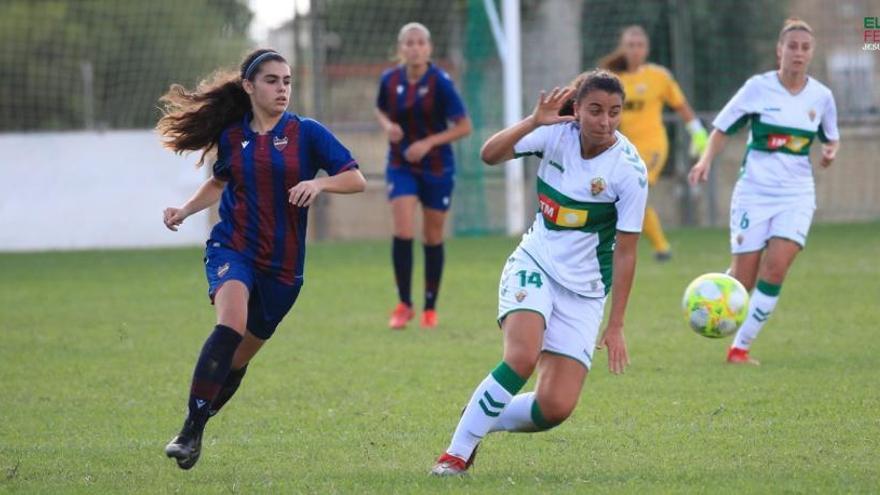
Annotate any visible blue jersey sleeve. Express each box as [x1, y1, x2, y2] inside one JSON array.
[[438, 72, 466, 121], [377, 80, 387, 113], [376, 71, 391, 114], [211, 130, 232, 181], [305, 119, 359, 176]]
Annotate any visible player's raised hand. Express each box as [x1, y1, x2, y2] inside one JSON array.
[[288, 180, 323, 207], [531, 87, 577, 127], [163, 207, 188, 231], [597, 324, 629, 374], [820, 142, 838, 168]]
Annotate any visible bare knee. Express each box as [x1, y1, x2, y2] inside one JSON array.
[[214, 283, 248, 333], [422, 211, 447, 245], [503, 349, 539, 380], [535, 393, 577, 426], [759, 261, 789, 285], [501, 312, 545, 379], [217, 314, 246, 334], [394, 227, 415, 239]]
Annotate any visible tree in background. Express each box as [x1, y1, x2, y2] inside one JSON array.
[[579, 0, 787, 111], [0, 0, 252, 131]]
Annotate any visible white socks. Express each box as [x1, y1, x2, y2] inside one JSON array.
[[446, 361, 525, 460], [732, 279, 781, 350], [489, 392, 539, 433]]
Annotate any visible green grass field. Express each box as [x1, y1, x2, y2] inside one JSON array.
[[1, 223, 878, 494]]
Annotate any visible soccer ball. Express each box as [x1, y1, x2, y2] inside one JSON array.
[[681, 273, 749, 338]]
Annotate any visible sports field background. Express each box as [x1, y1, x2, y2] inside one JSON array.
[[2, 223, 878, 494]]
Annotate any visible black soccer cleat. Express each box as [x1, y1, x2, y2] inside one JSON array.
[[165, 420, 203, 470], [654, 251, 672, 262]]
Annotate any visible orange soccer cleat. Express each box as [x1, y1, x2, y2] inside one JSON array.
[[726, 346, 760, 366], [430, 452, 470, 476], [388, 302, 414, 330], [420, 309, 438, 329]]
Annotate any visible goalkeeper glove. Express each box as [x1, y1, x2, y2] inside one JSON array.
[[686, 119, 708, 158]]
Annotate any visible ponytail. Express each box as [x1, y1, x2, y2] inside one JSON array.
[[598, 50, 629, 73], [156, 48, 287, 166], [157, 72, 250, 165]]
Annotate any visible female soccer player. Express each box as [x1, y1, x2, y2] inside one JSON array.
[[375, 22, 472, 330], [689, 18, 839, 365], [600, 25, 708, 261], [157, 49, 366, 469], [431, 70, 647, 476]]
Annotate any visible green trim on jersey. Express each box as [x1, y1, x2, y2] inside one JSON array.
[[818, 124, 831, 143], [597, 224, 615, 295], [747, 119, 817, 156], [536, 178, 617, 233], [721, 114, 753, 135], [514, 151, 543, 159], [535, 177, 618, 294]]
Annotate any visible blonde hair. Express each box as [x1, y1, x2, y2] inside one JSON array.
[[778, 17, 813, 43], [598, 25, 649, 73], [397, 22, 431, 43]]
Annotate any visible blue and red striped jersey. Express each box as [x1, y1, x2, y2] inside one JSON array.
[[210, 111, 358, 285], [376, 63, 467, 176]]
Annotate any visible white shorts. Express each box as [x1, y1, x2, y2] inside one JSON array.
[[497, 248, 606, 369], [729, 188, 815, 254]]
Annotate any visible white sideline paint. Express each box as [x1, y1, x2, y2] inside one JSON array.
[[0, 130, 210, 252]]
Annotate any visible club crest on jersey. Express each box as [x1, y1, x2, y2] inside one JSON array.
[[808, 109, 816, 121], [515, 290, 528, 302], [418, 85, 429, 97], [217, 262, 230, 278], [396, 84, 405, 95], [273, 135, 288, 151], [590, 177, 606, 196]]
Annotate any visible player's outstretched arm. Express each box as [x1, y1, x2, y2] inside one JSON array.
[[163, 177, 226, 231], [480, 87, 575, 165], [688, 129, 729, 186], [597, 231, 638, 374]]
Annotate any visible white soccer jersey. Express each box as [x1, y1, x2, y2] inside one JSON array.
[[713, 71, 839, 193], [513, 123, 648, 298]]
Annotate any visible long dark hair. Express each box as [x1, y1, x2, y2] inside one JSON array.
[[156, 49, 288, 165], [558, 69, 625, 116], [598, 25, 648, 74]]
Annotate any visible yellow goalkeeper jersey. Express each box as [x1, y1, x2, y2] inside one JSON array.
[[618, 64, 685, 152]]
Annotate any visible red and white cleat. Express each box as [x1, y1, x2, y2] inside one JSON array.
[[388, 302, 414, 330], [430, 453, 470, 476], [420, 309, 438, 329], [727, 346, 760, 366]]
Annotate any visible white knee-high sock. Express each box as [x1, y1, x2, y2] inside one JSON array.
[[489, 392, 560, 433], [446, 361, 526, 460], [490, 392, 537, 432], [732, 279, 781, 350]]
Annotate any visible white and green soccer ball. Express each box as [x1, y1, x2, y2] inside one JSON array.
[[681, 273, 749, 338]]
